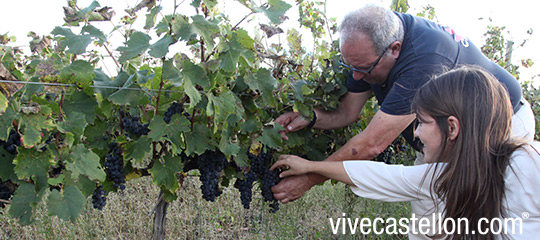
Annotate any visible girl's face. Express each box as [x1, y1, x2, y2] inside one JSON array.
[[414, 114, 443, 163]]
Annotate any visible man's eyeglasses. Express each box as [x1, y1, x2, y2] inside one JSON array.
[[339, 45, 390, 74]]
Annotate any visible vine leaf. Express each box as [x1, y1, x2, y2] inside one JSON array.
[[8, 183, 40, 225], [0, 147, 16, 181], [220, 34, 254, 72], [181, 61, 208, 108], [162, 60, 181, 84], [148, 35, 173, 58], [185, 123, 211, 155], [219, 127, 240, 156], [256, 124, 284, 149], [0, 105, 17, 140], [93, 70, 126, 98], [108, 73, 147, 106], [13, 148, 51, 191], [47, 186, 86, 222], [51, 27, 93, 54], [117, 31, 151, 62], [207, 89, 243, 130], [125, 135, 152, 165], [149, 154, 183, 192], [57, 112, 87, 141], [191, 15, 220, 50], [60, 60, 95, 88], [66, 144, 106, 181], [20, 112, 54, 148], [246, 68, 278, 106], [81, 25, 107, 43], [63, 91, 98, 125], [257, 0, 292, 24], [0, 92, 7, 113], [144, 5, 162, 30]]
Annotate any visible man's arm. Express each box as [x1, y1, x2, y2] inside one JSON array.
[[272, 110, 417, 203]]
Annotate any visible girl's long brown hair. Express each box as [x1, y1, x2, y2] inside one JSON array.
[[411, 66, 524, 239]]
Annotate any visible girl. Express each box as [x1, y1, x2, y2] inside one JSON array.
[[271, 66, 540, 239]]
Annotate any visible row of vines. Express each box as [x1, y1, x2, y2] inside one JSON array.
[[0, 0, 537, 239]]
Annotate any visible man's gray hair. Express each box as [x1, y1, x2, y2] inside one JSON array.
[[339, 4, 404, 55]]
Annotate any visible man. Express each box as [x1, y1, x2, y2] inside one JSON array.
[[273, 4, 535, 204]]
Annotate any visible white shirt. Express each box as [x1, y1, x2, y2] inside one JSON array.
[[343, 142, 540, 239]]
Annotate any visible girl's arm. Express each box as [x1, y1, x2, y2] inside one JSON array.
[[271, 155, 354, 186]]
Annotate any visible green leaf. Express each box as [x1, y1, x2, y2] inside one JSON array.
[[182, 61, 207, 108], [63, 91, 98, 124], [20, 111, 54, 148], [259, 0, 292, 24], [185, 123, 211, 155], [171, 15, 194, 41], [117, 31, 151, 62], [51, 27, 93, 55], [93, 70, 125, 98], [148, 115, 190, 142], [0, 106, 17, 141], [209, 89, 243, 124], [57, 112, 87, 141], [220, 34, 251, 72], [0, 147, 16, 180], [0, 92, 7, 113], [219, 128, 240, 156], [8, 183, 40, 225], [47, 186, 86, 221], [246, 68, 278, 106], [162, 60, 181, 84], [79, 1, 100, 16], [60, 60, 95, 88], [66, 144, 106, 181], [256, 124, 284, 149], [108, 73, 147, 106], [81, 24, 106, 43], [13, 148, 51, 188], [149, 154, 183, 191], [125, 135, 152, 165], [144, 5, 162, 30], [191, 15, 220, 50], [149, 35, 173, 58], [182, 60, 208, 88]]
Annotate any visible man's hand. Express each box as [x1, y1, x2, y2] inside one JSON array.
[[274, 112, 310, 140], [271, 173, 315, 203]]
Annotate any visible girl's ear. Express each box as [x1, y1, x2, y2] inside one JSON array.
[[447, 116, 460, 141]]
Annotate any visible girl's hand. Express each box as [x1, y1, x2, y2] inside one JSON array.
[[270, 155, 312, 178]]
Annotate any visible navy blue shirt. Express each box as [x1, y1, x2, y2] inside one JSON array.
[[346, 12, 522, 150]]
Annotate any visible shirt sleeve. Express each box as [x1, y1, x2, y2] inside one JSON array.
[[342, 161, 440, 202]]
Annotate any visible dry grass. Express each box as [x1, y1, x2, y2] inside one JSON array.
[[0, 175, 409, 240]]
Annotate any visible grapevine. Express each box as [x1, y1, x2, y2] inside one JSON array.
[[0, 0, 355, 234]]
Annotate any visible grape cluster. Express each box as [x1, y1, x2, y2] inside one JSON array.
[[91, 186, 107, 210], [374, 137, 410, 164], [197, 150, 228, 202], [248, 150, 281, 213], [236, 171, 257, 209], [0, 182, 14, 208], [104, 142, 126, 190], [163, 102, 184, 124], [374, 145, 395, 164], [1, 129, 21, 155], [121, 111, 150, 137]]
